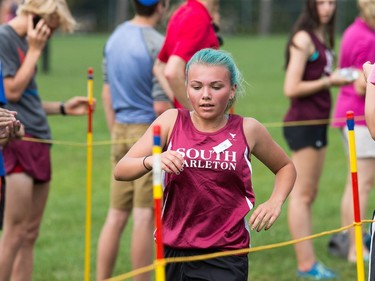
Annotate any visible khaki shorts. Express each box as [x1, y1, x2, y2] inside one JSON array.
[[110, 123, 153, 210], [341, 126, 375, 158]]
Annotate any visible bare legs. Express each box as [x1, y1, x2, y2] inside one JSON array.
[[288, 147, 326, 272], [96, 207, 154, 281], [0, 173, 50, 281], [341, 158, 375, 261]]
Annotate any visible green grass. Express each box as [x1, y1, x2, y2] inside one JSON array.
[[8, 34, 374, 280]]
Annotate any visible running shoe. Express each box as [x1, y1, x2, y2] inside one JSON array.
[[297, 262, 337, 280]]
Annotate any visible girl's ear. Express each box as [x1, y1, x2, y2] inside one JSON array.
[[230, 84, 237, 99]]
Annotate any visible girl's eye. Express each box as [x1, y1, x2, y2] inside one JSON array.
[[192, 86, 201, 90]]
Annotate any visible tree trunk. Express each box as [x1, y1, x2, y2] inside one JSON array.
[[241, 0, 252, 31], [259, 0, 272, 35], [115, 0, 128, 26]]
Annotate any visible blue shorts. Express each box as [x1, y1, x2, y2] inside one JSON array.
[[165, 246, 248, 281]]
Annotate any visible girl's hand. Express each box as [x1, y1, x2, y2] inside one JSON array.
[[249, 199, 283, 232], [27, 15, 50, 53], [64, 96, 96, 116], [160, 150, 184, 175], [328, 68, 355, 87]]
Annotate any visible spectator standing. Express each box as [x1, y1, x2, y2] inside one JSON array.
[[153, 0, 220, 110], [96, 0, 171, 280], [332, 0, 375, 263], [283, 0, 352, 279], [0, 63, 24, 231], [0, 1, 94, 281]]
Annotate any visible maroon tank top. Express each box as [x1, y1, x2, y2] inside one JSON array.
[[284, 31, 334, 122], [160, 109, 255, 250]]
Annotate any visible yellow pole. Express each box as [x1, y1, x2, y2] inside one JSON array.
[[346, 111, 365, 281], [152, 125, 166, 281], [84, 67, 94, 281]]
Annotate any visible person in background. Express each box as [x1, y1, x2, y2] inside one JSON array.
[[0, 0, 22, 24], [0, 104, 24, 232], [363, 61, 375, 281], [0, 1, 94, 281], [0, 61, 24, 232], [331, 0, 375, 263], [96, 0, 171, 280], [283, 0, 353, 279], [153, 0, 220, 110], [0, 110, 23, 227], [114, 48, 296, 281]]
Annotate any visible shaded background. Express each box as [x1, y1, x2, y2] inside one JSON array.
[[69, 0, 358, 34]]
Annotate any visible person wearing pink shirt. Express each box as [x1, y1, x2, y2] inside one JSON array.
[[332, 0, 375, 263]]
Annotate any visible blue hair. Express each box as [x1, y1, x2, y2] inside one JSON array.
[[185, 49, 244, 111]]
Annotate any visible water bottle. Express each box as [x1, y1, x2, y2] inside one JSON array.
[[338, 67, 359, 81]]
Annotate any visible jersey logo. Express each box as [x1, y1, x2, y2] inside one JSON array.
[[229, 133, 236, 139]]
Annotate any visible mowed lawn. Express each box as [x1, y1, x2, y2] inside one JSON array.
[[17, 33, 374, 280]]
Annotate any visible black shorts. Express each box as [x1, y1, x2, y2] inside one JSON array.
[[0, 176, 5, 230], [283, 124, 328, 151], [165, 246, 248, 281]]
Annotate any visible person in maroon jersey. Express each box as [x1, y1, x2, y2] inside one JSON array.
[[283, 0, 353, 279], [114, 48, 296, 281]]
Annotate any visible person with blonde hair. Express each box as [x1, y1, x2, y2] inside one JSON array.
[[331, 0, 375, 263], [0, 1, 93, 281]]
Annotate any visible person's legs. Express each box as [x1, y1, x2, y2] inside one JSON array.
[[340, 126, 375, 262], [11, 180, 50, 281], [131, 163, 154, 281], [0, 176, 5, 231], [342, 158, 375, 262], [0, 173, 34, 281], [131, 207, 154, 281], [96, 208, 130, 280], [288, 147, 326, 272], [97, 122, 134, 280]]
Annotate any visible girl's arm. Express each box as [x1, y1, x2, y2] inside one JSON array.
[[102, 84, 115, 132], [284, 31, 351, 98], [114, 109, 184, 181], [244, 118, 296, 232], [364, 62, 375, 139]]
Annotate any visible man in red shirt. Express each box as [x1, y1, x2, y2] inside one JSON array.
[[153, 0, 220, 109]]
